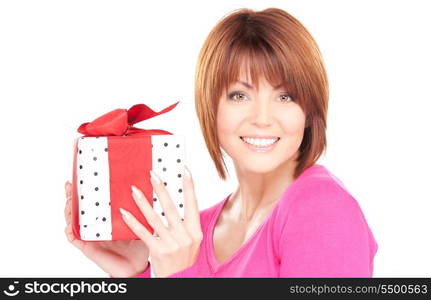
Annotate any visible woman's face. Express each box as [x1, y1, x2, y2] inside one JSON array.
[[216, 72, 306, 175]]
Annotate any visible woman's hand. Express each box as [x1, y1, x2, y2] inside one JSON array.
[[64, 181, 150, 278], [119, 165, 203, 278]]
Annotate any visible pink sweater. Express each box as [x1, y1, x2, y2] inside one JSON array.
[[132, 164, 378, 278]]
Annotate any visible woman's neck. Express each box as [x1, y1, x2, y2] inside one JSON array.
[[228, 156, 298, 222]]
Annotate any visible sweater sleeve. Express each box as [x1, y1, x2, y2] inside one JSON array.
[[278, 180, 377, 277], [128, 261, 198, 278], [107, 261, 198, 278], [108, 262, 152, 278], [165, 263, 199, 278]]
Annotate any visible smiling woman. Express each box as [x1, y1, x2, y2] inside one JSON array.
[[128, 7, 378, 278]]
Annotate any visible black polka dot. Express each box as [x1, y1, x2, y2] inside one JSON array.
[[93, 156, 97, 161], [176, 144, 180, 148], [164, 182, 167, 186], [179, 203, 183, 208], [84, 225, 87, 228], [80, 195, 84, 200], [95, 202, 99, 206], [164, 142, 168, 147], [91, 148, 94, 152], [109, 202, 111, 206], [163, 167, 167, 171], [102, 217, 106, 222], [153, 197, 157, 202], [94, 172, 98, 176], [151, 144, 153, 147], [181, 218, 184, 221], [96, 233, 100, 237], [158, 158, 162, 162], [96, 217, 98, 220], [79, 165, 83, 169], [79, 149, 82, 154], [80, 180, 83, 184], [95, 187, 99, 191], [178, 173, 182, 178], [161, 212, 165, 216], [104, 147, 108, 152], [178, 188, 182, 193], [81, 210, 85, 215], [177, 159, 181, 163]]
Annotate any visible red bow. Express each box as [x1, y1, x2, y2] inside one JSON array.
[[77, 101, 179, 137]]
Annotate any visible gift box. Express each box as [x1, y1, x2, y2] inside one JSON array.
[[71, 101, 186, 241]]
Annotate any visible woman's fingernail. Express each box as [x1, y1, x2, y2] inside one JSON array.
[[119, 208, 130, 219], [131, 185, 140, 199], [183, 165, 191, 180], [150, 170, 161, 184]]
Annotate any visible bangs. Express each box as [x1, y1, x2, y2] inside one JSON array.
[[220, 38, 301, 104]]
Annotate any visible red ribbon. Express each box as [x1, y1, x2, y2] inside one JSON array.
[[77, 101, 180, 137]]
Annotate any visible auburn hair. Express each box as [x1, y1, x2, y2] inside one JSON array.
[[194, 7, 329, 180]]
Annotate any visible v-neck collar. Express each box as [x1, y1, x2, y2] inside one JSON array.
[[205, 164, 323, 274]]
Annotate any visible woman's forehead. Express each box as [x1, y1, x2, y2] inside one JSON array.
[[229, 73, 287, 91], [232, 62, 286, 88]]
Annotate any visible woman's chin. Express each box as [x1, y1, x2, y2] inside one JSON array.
[[238, 161, 280, 175]]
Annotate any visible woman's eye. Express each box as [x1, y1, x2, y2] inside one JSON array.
[[280, 94, 293, 102], [228, 92, 247, 101]]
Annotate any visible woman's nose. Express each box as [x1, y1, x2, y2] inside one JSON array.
[[251, 98, 272, 127]]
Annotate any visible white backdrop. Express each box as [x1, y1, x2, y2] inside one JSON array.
[[0, 0, 430, 277]]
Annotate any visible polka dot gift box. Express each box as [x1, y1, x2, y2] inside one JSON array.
[[71, 101, 186, 241]]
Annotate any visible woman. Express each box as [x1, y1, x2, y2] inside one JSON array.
[[64, 7, 378, 278]]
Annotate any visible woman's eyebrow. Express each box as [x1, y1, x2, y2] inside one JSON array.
[[237, 81, 253, 89], [236, 81, 286, 90]]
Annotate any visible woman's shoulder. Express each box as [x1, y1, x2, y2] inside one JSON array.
[[280, 164, 377, 241], [284, 164, 357, 207], [276, 165, 378, 275], [276, 164, 369, 227]]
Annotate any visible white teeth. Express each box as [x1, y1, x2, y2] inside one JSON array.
[[241, 137, 279, 147]]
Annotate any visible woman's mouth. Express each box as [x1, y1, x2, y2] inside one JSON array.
[[239, 136, 280, 152]]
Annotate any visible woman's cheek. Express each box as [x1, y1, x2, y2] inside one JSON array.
[[216, 106, 241, 150], [281, 105, 306, 137], [217, 124, 238, 158]]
